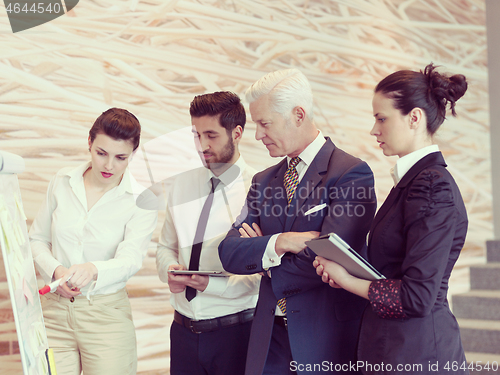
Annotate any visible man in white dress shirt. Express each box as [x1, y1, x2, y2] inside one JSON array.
[[156, 92, 260, 374]]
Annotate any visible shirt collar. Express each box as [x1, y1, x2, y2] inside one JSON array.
[[287, 130, 326, 167], [392, 145, 440, 185], [65, 161, 134, 195], [206, 155, 247, 189]]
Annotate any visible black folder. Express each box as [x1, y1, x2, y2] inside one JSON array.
[[306, 233, 385, 281]]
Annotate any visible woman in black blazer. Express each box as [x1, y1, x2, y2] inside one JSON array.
[[314, 64, 469, 374]]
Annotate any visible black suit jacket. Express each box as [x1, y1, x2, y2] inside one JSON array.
[[358, 152, 469, 375], [219, 138, 377, 375]]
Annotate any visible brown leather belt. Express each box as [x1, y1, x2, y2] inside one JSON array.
[[174, 308, 255, 334]]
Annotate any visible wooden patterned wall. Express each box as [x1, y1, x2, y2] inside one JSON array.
[[0, 1, 489, 373]]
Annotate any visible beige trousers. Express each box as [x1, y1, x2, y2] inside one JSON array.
[[41, 288, 137, 375]]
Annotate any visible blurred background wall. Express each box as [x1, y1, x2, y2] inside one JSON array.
[[0, 0, 490, 254]]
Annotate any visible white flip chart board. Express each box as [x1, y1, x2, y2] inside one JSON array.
[[0, 151, 51, 375]]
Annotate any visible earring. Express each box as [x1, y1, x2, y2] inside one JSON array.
[[88, 148, 91, 152]]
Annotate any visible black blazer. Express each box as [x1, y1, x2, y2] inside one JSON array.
[[219, 138, 377, 375], [358, 152, 469, 375]]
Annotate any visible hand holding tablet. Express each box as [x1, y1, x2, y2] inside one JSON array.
[[167, 270, 229, 277]]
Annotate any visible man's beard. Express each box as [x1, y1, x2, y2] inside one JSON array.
[[205, 137, 235, 171]]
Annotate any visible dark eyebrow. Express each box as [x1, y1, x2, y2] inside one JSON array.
[[97, 147, 128, 157], [192, 130, 220, 135]]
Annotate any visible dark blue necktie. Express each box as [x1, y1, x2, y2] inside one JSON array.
[[186, 177, 220, 301]]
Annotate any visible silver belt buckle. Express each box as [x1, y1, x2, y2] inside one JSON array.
[[189, 321, 202, 334]]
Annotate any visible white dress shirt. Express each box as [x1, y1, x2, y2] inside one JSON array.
[[156, 156, 260, 320], [262, 130, 326, 269], [391, 145, 440, 185], [29, 162, 158, 296]]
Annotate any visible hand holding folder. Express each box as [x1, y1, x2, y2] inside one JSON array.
[[306, 233, 385, 281]]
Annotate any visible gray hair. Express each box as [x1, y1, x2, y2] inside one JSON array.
[[245, 69, 314, 120]]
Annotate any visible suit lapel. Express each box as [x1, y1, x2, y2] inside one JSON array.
[[270, 160, 288, 227], [284, 139, 334, 232], [367, 186, 402, 248], [368, 152, 447, 246]]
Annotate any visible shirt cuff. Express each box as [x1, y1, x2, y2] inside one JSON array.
[[262, 234, 283, 270], [368, 279, 407, 319], [90, 260, 112, 292], [202, 276, 228, 296]]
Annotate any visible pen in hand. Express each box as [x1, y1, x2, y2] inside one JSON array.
[[38, 275, 73, 295]]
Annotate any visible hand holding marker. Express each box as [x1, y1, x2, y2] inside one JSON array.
[[39, 276, 73, 295]]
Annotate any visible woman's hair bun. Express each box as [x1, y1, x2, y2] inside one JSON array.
[[424, 63, 468, 116]]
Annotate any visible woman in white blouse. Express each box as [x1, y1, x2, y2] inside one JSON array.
[[30, 108, 157, 375]]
